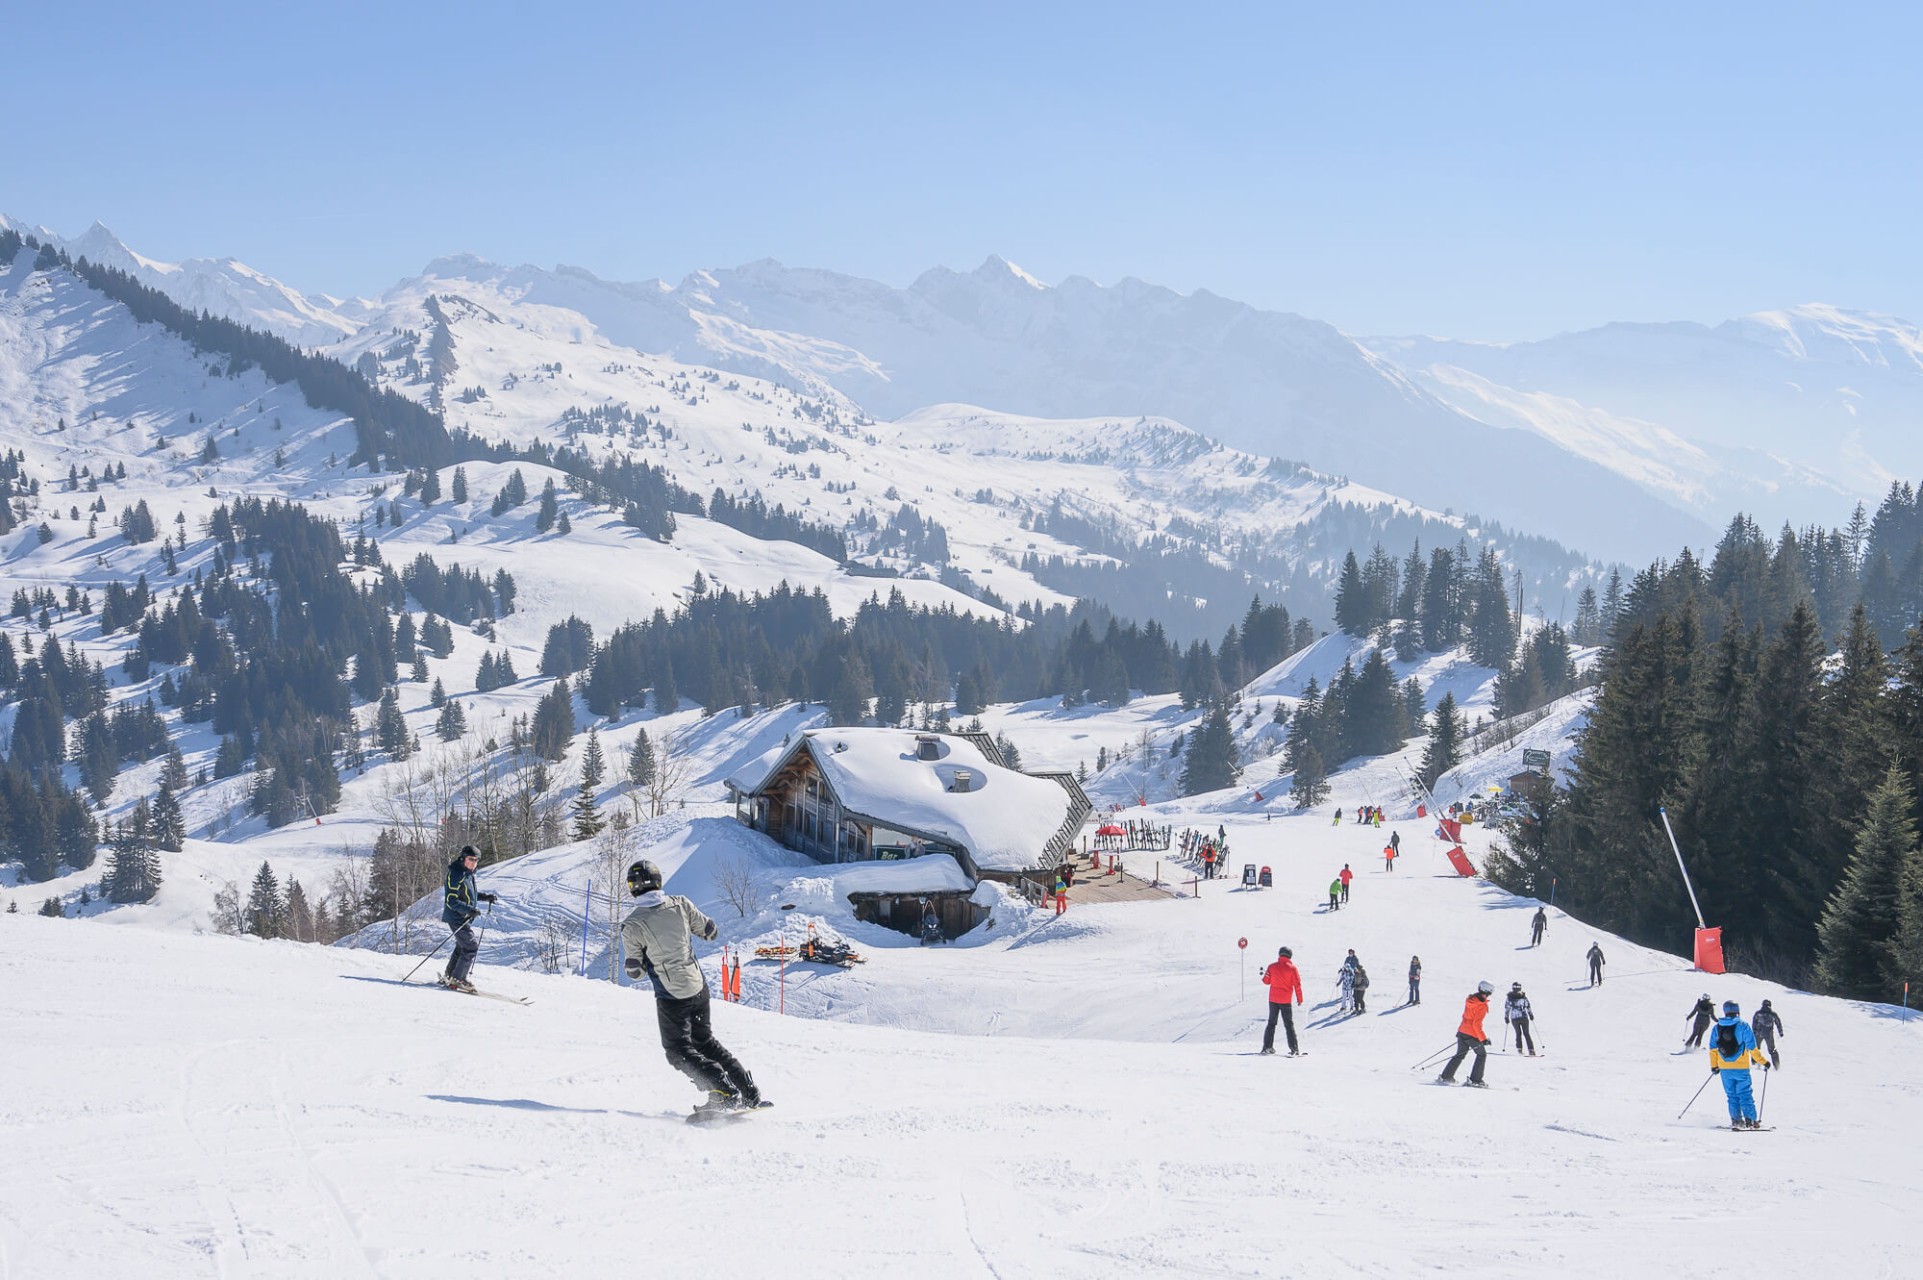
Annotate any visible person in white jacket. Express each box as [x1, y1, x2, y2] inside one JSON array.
[[621, 859, 762, 1114], [1504, 982, 1537, 1056]]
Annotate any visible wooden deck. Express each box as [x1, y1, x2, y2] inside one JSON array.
[[1057, 850, 1180, 904]]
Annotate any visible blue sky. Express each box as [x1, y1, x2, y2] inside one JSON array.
[[5, 1, 1918, 339]]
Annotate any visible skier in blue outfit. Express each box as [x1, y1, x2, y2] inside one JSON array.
[[1708, 999, 1770, 1129]]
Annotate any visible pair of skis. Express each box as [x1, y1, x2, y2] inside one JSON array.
[[430, 973, 532, 1005]]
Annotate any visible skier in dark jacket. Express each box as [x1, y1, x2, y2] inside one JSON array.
[[1504, 983, 1537, 1055], [1586, 942, 1605, 987], [1529, 907, 1547, 947], [621, 858, 762, 1116], [1751, 1000, 1785, 1069], [1407, 955, 1422, 1005], [440, 845, 496, 993], [1684, 994, 1716, 1048]]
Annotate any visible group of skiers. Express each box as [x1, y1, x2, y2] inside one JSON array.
[[441, 846, 765, 1119], [1327, 864, 1354, 910], [1335, 805, 1387, 827], [1686, 994, 1784, 1069]]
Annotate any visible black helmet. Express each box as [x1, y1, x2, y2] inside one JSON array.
[[1278, 946, 1292, 958], [460, 844, 480, 862], [1760, 999, 1772, 1009], [626, 859, 664, 896]]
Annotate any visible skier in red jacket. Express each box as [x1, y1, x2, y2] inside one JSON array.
[[1260, 947, 1305, 1056]]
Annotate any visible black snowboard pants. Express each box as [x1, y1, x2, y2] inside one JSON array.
[[1685, 1015, 1712, 1048], [1262, 1001, 1298, 1054], [656, 987, 757, 1103], [1512, 1018, 1535, 1054]]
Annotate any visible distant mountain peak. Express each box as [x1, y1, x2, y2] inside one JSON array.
[[976, 254, 1045, 289]]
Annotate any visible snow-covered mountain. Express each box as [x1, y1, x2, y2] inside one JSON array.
[[381, 251, 1703, 561], [0, 215, 366, 348], [1366, 304, 1923, 530], [27, 216, 1923, 557]]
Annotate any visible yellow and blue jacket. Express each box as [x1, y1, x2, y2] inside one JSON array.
[[1708, 1016, 1770, 1071]]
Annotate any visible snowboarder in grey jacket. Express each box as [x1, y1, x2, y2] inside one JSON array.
[[621, 859, 761, 1114]]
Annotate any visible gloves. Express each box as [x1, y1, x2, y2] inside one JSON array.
[[1762, 1062, 1771, 1072], [1712, 1065, 1721, 1073], [624, 957, 643, 980], [700, 919, 719, 942], [478, 892, 498, 904]]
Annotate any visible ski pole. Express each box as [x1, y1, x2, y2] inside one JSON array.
[[1411, 1042, 1455, 1071], [402, 927, 457, 983], [1677, 1071, 1715, 1120], [1757, 1067, 1770, 1124]]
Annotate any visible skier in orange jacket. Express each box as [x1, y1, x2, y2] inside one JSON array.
[[1438, 981, 1494, 1087]]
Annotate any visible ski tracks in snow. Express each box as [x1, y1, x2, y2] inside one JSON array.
[[171, 1040, 381, 1278]]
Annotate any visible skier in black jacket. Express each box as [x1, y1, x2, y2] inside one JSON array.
[[1683, 994, 1716, 1048], [1751, 999, 1785, 1069], [440, 845, 497, 993], [1586, 942, 1605, 987]]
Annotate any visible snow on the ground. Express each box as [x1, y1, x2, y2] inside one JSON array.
[[8, 777, 1921, 1278]]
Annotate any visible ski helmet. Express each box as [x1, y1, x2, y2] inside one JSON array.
[[1760, 999, 1772, 1010], [626, 859, 664, 896], [1477, 980, 1494, 995], [460, 844, 480, 862], [1511, 982, 1523, 991], [1278, 946, 1292, 958], [1722, 1001, 1740, 1015]]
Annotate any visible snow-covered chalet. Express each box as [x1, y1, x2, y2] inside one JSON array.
[[723, 728, 1091, 893]]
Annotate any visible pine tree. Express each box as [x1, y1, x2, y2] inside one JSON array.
[[1333, 551, 1369, 637], [570, 763, 604, 841], [430, 677, 447, 709], [1289, 742, 1329, 811], [536, 478, 559, 533], [627, 729, 656, 792], [1814, 767, 1917, 999], [451, 466, 468, 504], [151, 782, 186, 851], [580, 728, 606, 790], [245, 861, 282, 938], [104, 816, 162, 903], [1418, 692, 1464, 790], [1179, 706, 1239, 795], [376, 688, 411, 759], [161, 743, 189, 791], [435, 699, 467, 742], [284, 879, 316, 943], [1342, 649, 1403, 757]]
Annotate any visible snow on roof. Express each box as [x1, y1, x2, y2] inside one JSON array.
[[817, 853, 974, 895], [727, 728, 1075, 872]]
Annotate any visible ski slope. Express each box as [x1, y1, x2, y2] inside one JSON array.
[[7, 791, 1920, 1278]]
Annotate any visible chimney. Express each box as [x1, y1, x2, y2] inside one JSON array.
[[915, 735, 940, 761], [952, 769, 973, 793]]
